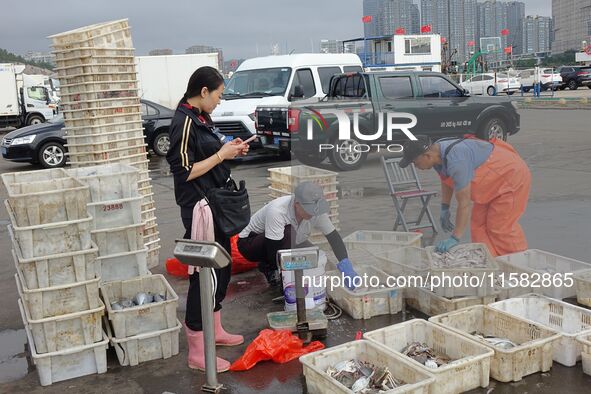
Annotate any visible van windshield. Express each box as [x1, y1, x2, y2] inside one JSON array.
[[223, 67, 292, 99]]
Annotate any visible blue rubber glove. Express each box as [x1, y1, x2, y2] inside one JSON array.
[[436, 235, 460, 253], [336, 258, 360, 291], [440, 203, 455, 233]]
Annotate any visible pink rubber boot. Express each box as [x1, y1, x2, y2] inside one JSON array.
[[185, 324, 230, 372], [214, 311, 244, 346]]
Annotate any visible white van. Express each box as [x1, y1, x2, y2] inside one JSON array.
[[211, 53, 363, 146]]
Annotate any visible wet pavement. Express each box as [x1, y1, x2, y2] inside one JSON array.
[[0, 108, 591, 393]]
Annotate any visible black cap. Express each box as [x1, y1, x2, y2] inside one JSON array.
[[399, 136, 432, 168]]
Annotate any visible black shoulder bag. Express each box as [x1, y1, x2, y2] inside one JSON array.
[[184, 108, 251, 236]]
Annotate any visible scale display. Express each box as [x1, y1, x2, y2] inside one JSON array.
[[174, 240, 231, 269], [278, 247, 319, 271]]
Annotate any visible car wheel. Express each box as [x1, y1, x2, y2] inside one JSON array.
[[152, 131, 170, 156], [328, 139, 367, 171], [294, 151, 326, 167], [27, 115, 44, 126], [487, 86, 496, 96], [38, 142, 66, 168], [568, 80, 578, 90], [478, 117, 507, 141]]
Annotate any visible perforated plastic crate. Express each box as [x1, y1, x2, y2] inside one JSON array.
[[64, 113, 142, 128], [577, 333, 591, 376], [60, 79, 138, 95], [87, 196, 143, 230], [54, 54, 134, 68], [65, 128, 144, 145], [364, 319, 494, 394], [60, 88, 139, 103], [1, 167, 68, 185], [430, 305, 561, 382], [91, 222, 145, 256], [50, 19, 133, 49], [65, 163, 140, 202], [53, 46, 135, 60], [62, 103, 141, 120], [61, 97, 140, 111], [68, 152, 148, 167], [268, 165, 337, 185], [343, 230, 423, 252], [100, 274, 178, 338], [489, 293, 591, 366], [405, 287, 498, 317], [147, 245, 161, 269], [98, 248, 149, 283], [373, 246, 431, 277], [300, 340, 435, 394], [269, 186, 338, 201], [575, 270, 591, 308]]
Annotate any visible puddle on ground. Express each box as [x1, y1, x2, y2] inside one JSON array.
[[0, 328, 32, 384]]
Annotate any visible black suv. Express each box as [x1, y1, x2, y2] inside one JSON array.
[[1, 99, 172, 168], [558, 66, 591, 90]]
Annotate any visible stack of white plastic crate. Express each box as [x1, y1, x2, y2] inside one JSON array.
[[2, 168, 107, 386], [49, 19, 160, 269], [268, 165, 339, 245]]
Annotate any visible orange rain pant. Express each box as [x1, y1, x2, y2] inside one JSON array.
[[443, 138, 531, 257]]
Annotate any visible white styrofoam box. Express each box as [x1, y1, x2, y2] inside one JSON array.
[[326, 265, 402, 320], [87, 196, 143, 230], [405, 287, 498, 317], [100, 274, 179, 338], [299, 340, 435, 394], [489, 293, 591, 366], [109, 320, 181, 367], [24, 324, 108, 386], [343, 230, 423, 253], [574, 270, 591, 308], [91, 222, 145, 256], [577, 333, 591, 376], [6, 200, 93, 259], [373, 246, 431, 277], [65, 163, 139, 201], [19, 298, 104, 354], [364, 319, 494, 394], [430, 305, 561, 382], [10, 226, 99, 289], [426, 244, 499, 298], [97, 248, 149, 283], [16, 269, 100, 320], [496, 249, 591, 299]]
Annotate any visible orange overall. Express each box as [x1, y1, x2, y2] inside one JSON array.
[[441, 137, 531, 257]]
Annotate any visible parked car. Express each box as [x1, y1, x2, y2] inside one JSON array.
[[558, 66, 591, 90], [460, 73, 521, 96], [256, 71, 520, 171], [518, 68, 562, 91], [1, 99, 172, 168]]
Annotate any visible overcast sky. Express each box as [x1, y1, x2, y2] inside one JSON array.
[[0, 0, 552, 59]]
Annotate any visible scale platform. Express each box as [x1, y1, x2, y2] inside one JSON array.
[[267, 308, 328, 332]]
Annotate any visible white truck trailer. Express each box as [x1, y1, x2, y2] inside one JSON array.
[[0, 64, 56, 128], [135, 53, 220, 109]]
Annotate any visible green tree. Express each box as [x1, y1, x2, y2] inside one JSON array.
[[0, 48, 53, 71]]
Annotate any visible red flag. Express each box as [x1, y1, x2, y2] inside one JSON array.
[[501, 28, 510, 36], [441, 37, 447, 44], [395, 27, 406, 35], [362, 15, 372, 23], [420, 24, 432, 33], [504, 46, 512, 54], [467, 40, 475, 47]]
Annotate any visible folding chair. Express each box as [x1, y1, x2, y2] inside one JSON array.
[[381, 157, 438, 233]]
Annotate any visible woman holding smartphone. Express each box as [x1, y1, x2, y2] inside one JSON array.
[[167, 66, 250, 372]]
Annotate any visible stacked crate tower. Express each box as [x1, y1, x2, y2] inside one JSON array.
[[3, 169, 107, 386], [49, 19, 160, 269]]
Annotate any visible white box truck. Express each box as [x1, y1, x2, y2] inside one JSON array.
[[0, 64, 56, 128], [135, 53, 220, 109]]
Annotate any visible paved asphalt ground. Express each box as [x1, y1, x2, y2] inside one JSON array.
[[1, 108, 590, 393]]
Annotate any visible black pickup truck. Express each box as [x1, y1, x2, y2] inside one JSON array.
[[255, 71, 520, 171]]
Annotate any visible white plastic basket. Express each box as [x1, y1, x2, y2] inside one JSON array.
[[62, 97, 141, 112], [86, 196, 142, 230], [496, 249, 591, 299], [16, 270, 101, 320], [574, 270, 591, 307], [147, 245, 161, 269], [97, 248, 149, 283], [489, 293, 591, 366], [49, 19, 132, 47], [426, 244, 499, 298], [91, 222, 145, 256], [430, 305, 561, 382], [326, 265, 402, 320], [405, 287, 497, 317], [24, 322, 108, 386], [68, 152, 148, 167], [268, 164, 337, 184], [60, 79, 138, 95], [66, 136, 145, 155], [343, 230, 423, 252], [373, 247, 431, 277], [65, 163, 140, 202], [100, 274, 179, 338], [1, 167, 68, 185], [53, 47, 135, 62], [54, 54, 135, 68], [577, 333, 591, 376], [6, 200, 93, 259], [18, 298, 104, 354], [10, 226, 99, 289], [65, 128, 144, 146], [299, 340, 435, 394], [64, 113, 142, 128], [364, 319, 494, 394], [59, 88, 138, 103], [67, 144, 147, 163], [269, 185, 338, 201], [108, 320, 181, 366]]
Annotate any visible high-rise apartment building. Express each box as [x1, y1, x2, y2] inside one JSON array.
[[552, 0, 591, 54]]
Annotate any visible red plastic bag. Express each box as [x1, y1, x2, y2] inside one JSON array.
[[165, 258, 189, 279], [230, 329, 325, 371], [230, 235, 258, 275]]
